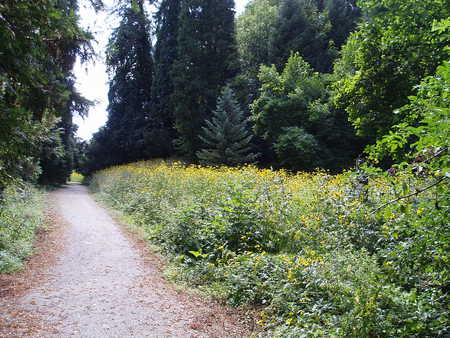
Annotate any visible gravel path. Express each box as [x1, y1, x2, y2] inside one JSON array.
[[0, 184, 249, 337]]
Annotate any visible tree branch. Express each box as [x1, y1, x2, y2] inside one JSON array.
[[371, 176, 448, 214]]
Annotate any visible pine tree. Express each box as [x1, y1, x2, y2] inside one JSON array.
[[172, 0, 239, 160], [196, 87, 259, 166], [105, 0, 154, 164]]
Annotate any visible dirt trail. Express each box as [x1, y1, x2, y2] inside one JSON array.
[[0, 184, 249, 337]]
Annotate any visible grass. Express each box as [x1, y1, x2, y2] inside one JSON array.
[[90, 159, 449, 337]]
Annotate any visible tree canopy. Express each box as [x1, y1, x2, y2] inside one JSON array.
[[0, 0, 93, 188]]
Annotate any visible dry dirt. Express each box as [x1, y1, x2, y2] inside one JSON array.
[[0, 184, 253, 337]]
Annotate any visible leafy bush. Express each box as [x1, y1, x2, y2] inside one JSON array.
[[274, 127, 321, 170], [90, 160, 449, 336], [0, 184, 44, 273]]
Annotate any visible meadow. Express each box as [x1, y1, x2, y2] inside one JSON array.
[[90, 160, 449, 337]]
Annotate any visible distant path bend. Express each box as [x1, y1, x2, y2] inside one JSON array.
[[1, 184, 248, 337]]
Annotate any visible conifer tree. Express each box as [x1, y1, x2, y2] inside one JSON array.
[[270, 0, 332, 73], [152, 0, 181, 144], [105, 0, 154, 164], [172, 0, 239, 160], [196, 87, 259, 166]]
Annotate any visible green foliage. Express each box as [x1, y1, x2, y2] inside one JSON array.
[[70, 172, 84, 183], [333, 0, 450, 141], [237, 0, 359, 75], [105, 1, 155, 163], [236, 0, 279, 79], [85, 0, 163, 173], [90, 160, 449, 336], [196, 87, 259, 166], [152, 0, 181, 144], [235, 0, 360, 108], [269, 0, 333, 73], [252, 53, 363, 170], [171, 0, 239, 159], [273, 127, 320, 170], [0, 0, 93, 188], [252, 54, 323, 143], [0, 185, 44, 273], [369, 59, 450, 169], [38, 126, 70, 185]]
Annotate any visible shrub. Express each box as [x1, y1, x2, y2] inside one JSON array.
[[0, 184, 44, 273]]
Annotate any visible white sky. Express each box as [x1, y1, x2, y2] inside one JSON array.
[[74, 0, 250, 140]]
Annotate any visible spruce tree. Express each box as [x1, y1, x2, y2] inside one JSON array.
[[196, 87, 259, 166], [105, 0, 154, 164], [172, 0, 239, 160]]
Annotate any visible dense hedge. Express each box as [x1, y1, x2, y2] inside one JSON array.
[[91, 160, 449, 336]]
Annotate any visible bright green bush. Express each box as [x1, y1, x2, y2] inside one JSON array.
[[0, 184, 44, 273], [91, 161, 449, 336]]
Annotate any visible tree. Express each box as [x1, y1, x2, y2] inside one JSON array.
[[333, 0, 450, 142], [369, 18, 450, 169], [105, 0, 155, 164], [235, 0, 360, 110], [236, 0, 279, 80], [196, 87, 259, 166], [0, 0, 93, 188], [83, 126, 115, 174], [269, 0, 332, 73], [252, 53, 363, 170], [273, 127, 321, 170], [324, 0, 360, 49], [171, 0, 239, 159], [152, 0, 181, 146]]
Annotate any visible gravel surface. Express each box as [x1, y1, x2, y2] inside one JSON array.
[[0, 184, 251, 337]]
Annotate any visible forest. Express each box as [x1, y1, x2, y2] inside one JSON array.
[[0, 0, 449, 336]]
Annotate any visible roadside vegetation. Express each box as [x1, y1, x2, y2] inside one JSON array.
[[0, 185, 45, 273], [90, 160, 448, 336], [70, 172, 84, 183], [1, 0, 448, 335]]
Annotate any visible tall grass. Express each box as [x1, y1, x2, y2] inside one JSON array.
[[90, 160, 449, 337], [0, 184, 44, 273]]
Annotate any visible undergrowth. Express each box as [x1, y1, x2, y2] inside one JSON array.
[[0, 184, 44, 273], [90, 160, 449, 337]]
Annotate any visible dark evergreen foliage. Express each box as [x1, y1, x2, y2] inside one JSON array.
[[269, 0, 360, 74], [270, 0, 332, 73], [152, 0, 181, 146], [105, 0, 155, 164], [324, 0, 359, 49], [171, 0, 239, 159]]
